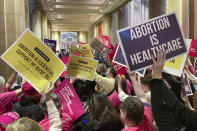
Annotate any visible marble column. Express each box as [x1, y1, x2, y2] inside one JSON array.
[[0, 0, 26, 80]]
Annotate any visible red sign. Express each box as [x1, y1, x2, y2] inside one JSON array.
[[189, 39, 197, 57], [102, 35, 112, 48]]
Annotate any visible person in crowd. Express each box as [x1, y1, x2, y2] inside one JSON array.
[[39, 93, 73, 131], [150, 50, 197, 131], [12, 82, 44, 122], [0, 71, 18, 92], [181, 89, 195, 111], [96, 63, 106, 77], [108, 78, 128, 112], [72, 79, 96, 131], [140, 71, 152, 104], [81, 92, 123, 131], [117, 74, 153, 131], [0, 112, 19, 131], [72, 79, 96, 111], [94, 67, 117, 95], [0, 71, 21, 115], [44, 82, 62, 131], [6, 117, 42, 131], [0, 85, 23, 115], [185, 56, 196, 76]]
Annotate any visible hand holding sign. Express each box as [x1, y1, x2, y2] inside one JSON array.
[[44, 81, 55, 101], [1, 29, 66, 94]]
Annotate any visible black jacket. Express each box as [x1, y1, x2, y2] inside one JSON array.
[[81, 120, 123, 131], [150, 79, 197, 131]]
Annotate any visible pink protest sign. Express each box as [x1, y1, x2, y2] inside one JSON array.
[[60, 57, 69, 77], [102, 35, 112, 48], [189, 39, 197, 57], [53, 78, 85, 121]]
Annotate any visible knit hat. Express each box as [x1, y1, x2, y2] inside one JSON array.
[[22, 82, 39, 96]]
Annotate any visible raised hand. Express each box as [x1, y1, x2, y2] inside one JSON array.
[[151, 50, 166, 79]]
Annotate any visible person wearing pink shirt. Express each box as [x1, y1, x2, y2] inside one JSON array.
[[0, 71, 18, 93], [108, 78, 128, 112], [39, 93, 73, 131], [120, 97, 153, 131], [0, 88, 23, 115], [117, 74, 153, 131]]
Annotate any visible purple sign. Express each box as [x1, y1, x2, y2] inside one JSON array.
[[182, 72, 193, 96], [44, 39, 57, 53], [117, 13, 187, 72], [113, 44, 146, 76]]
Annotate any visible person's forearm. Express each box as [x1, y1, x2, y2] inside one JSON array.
[[47, 100, 62, 131], [6, 71, 17, 89], [118, 82, 123, 93], [130, 78, 146, 99], [15, 88, 23, 97], [188, 65, 197, 76]]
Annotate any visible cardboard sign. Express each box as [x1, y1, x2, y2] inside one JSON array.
[[113, 44, 127, 67], [189, 39, 197, 57], [117, 13, 188, 72], [79, 44, 93, 58], [69, 45, 82, 56], [1, 29, 66, 94], [60, 32, 78, 49], [66, 55, 98, 81], [53, 78, 85, 121], [102, 35, 112, 48], [90, 38, 105, 53], [182, 72, 193, 96], [163, 39, 191, 77], [112, 44, 146, 76], [44, 39, 56, 53]]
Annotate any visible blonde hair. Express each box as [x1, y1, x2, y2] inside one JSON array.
[[6, 117, 42, 131]]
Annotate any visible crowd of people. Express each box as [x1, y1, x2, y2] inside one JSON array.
[[0, 44, 197, 131]]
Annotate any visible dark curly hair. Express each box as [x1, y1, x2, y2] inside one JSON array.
[[12, 96, 44, 122]]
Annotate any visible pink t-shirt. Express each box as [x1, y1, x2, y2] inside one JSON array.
[[39, 112, 73, 131], [0, 91, 16, 115], [0, 112, 19, 131], [121, 106, 153, 131], [126, 79, 133, 95]]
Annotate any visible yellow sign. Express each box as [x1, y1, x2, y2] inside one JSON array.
[[163, 39, 191, 77], [164, 55, 184, 70], [69, 45, 82, 56], [66, 55, 98, 81], [80, 44, 93, 58], [1, 29, 66, 94]]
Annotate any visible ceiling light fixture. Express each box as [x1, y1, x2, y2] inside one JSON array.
[[109, 1, 112, 4], [50, 8, 53, 11]]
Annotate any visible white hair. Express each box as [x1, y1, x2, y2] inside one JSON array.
[[0, 76, 5, 86]]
